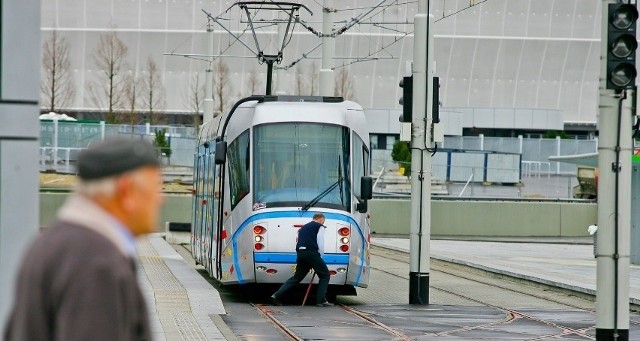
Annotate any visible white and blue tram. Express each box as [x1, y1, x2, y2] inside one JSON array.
[[191, 95, 373, 295]]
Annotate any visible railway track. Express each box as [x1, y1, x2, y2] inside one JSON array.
[[219, 246, 626, 340], [174, 241, 640, 340], [252, 302, 415, 340]]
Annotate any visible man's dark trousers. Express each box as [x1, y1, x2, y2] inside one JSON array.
[[273, 249, 330, 304]]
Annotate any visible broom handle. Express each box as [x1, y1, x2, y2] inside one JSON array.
[[301, 271, 316, 306]]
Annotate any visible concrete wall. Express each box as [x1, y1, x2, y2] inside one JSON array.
[[369, 199, 597, 237], [41, 193, 596, 237], [40, 193, 193, 227]]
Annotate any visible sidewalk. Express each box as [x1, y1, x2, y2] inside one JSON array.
[[137, 234, 230, 341], [372, 236, 640, 305]]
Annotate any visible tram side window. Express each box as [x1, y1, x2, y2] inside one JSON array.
[[352, 135, 369, 198], [228, 130, 250, 209]]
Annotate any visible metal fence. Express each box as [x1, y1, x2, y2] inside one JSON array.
[[40, 120, 197, 171], [41, 121, 601, 178], [372, 135, 599, 178]]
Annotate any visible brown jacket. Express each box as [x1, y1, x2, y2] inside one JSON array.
[[4, 195, 152, 341]]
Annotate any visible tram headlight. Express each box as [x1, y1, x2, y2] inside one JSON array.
[[255, 235, 264, 242], [340, 237, 349, 244]]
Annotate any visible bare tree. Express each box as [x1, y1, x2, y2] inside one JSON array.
[[246, 68, 262, 96], [214, 60, 232, 114], [122, 71, 140, 134], [141, 56, 166, 125], [295, 64, 307, 95], [186, 72, 204, 129], [41, 30, 75, 113], [334, 67, 355, 101], [88, 30, 129, 123], [309, 61, 319, 96]]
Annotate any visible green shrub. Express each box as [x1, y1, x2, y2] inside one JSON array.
[[153, 129, 172, 160], [391, 140, 411, 177]]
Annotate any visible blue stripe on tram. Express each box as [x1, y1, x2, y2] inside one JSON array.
[[254, 252, 349, 265]]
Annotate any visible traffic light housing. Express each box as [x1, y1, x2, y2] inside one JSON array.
[[399, 76, 413, 122], [607, 3, 639, 90]]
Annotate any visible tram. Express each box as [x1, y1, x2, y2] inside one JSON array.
[[191, 95, 373, 295]]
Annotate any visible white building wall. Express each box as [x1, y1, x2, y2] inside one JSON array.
[[40, 0, 601, 125]]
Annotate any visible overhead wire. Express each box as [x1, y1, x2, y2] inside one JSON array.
[[435, 0, 490, 23], [168, 21, 208, 54], [189, 0, 493, 76]]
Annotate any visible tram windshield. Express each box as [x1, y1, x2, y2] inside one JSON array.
[[253, 123, 350, 211]]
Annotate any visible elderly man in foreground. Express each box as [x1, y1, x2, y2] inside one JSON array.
[[5, 139, 164, 341]]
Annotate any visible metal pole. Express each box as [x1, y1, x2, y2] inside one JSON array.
[[266, 61, 273, 96], [596, 1, 631, 339], [556, 136, 561, 175], [53, 118, 59, 167], [275, 12, 286, 94], [319, 0, 335, 96], [409, 0, 431, 305], [203, 18, 215, 122]]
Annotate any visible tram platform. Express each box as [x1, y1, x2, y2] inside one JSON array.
[[371, 236, 640, 305], [136, 234, 231, 340]]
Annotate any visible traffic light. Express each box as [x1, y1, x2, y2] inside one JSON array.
[[607, 3, 639, 90], [399, 76, 413, 122]]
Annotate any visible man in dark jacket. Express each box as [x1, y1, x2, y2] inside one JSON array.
[[271, 212, 333, 307], [4, 139, 163, 341]]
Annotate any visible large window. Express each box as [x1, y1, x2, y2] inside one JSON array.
[[254, 123, 350, 211], [228, 130, 250, 209]]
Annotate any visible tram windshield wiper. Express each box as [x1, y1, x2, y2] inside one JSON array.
[[301, 155, 343, 211]]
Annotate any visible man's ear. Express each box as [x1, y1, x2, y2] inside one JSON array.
[[116, 175, 136, 210]]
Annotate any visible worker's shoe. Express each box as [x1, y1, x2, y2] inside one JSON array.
[[316, 301, 334, 307], [270, 294, 283, 306]]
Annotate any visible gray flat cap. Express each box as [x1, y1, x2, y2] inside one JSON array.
[[77, 139, 160, 180]]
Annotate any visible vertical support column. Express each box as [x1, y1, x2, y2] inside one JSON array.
[[319, 0, 335, 96], [518, 135, 523, 154], [53, 118, 59, 166], [275, 12, 286, 95], [100, 121, 105, 140], [556, 136, 561, 175], [0, 0, 41, 331], [203, 18, 215, 123], [596, 0, 631, 339], [409, 0, 432, 305]]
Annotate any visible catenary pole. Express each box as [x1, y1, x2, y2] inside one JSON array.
[[276, 11, 287, 94], [409, 0, 433, 304], [320, 0, 335, 96], [596, 0, 631, 339], [204, 18, 215, 122]]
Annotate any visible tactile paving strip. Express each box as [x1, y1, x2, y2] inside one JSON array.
[[138, 238, 208, 340]]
